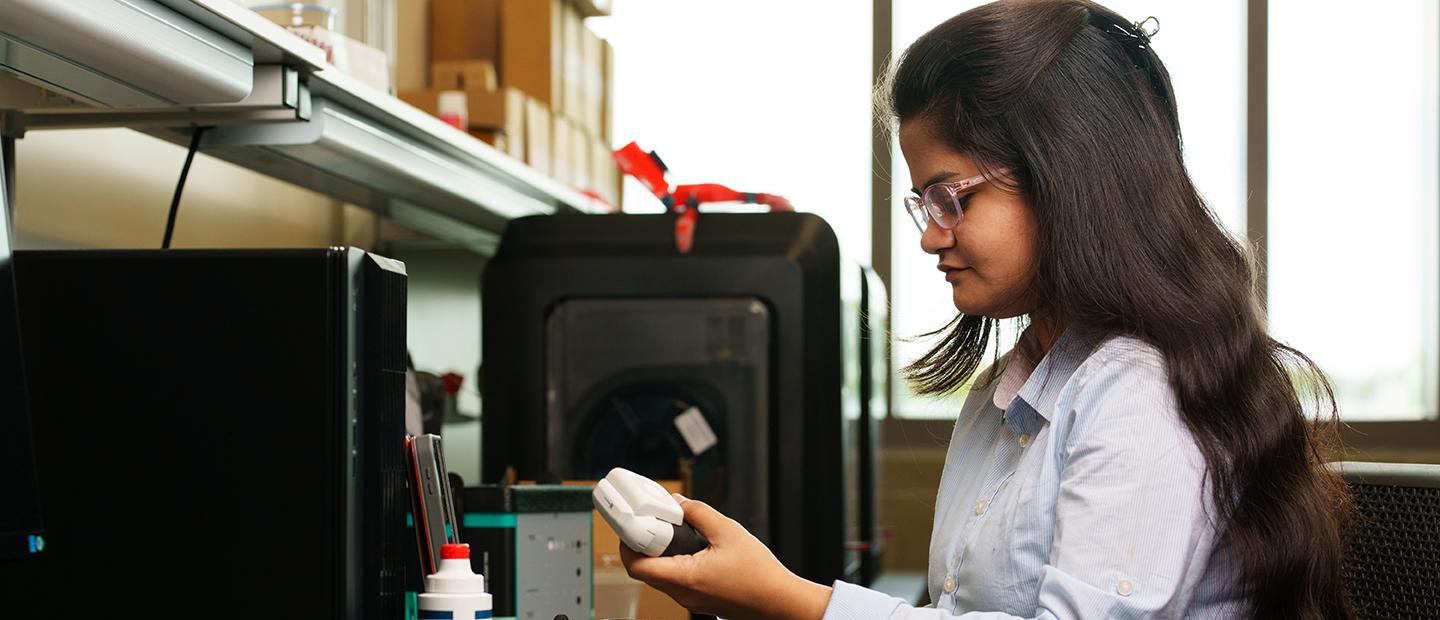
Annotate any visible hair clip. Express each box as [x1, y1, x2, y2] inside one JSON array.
[[1108, 15, 1159, 50], [1133, 16, 1160, 42]]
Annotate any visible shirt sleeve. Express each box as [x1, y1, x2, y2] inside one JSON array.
[[823, 346, 1226, 620]]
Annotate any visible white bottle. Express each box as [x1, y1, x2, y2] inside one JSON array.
[[436, 90, 468, 130], [419, 543, 494, 619]]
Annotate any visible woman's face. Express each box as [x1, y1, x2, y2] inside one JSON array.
[[898, 121, 1040, 318]]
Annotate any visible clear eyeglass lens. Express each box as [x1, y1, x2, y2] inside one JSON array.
[[925, 184, 962, 228]]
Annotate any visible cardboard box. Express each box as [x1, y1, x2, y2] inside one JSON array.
[[399, 86, 524, 133], [615, 159, 624, 210], [432, 59, 498, 91], [431, 0, 500, 63], [581, 26, 604, 136], [469, 129, 506, 151], [562, 1, 584, 122], [289, 25, 391, 92], [398, 89, 466, 127], [601, 39, 614, 142], [552, 115, 574, 185], [524, 96, 553, 175], [497, 87, 527, 156], [503, 99, 526, 160], [590, 138, 605, 200], [394, 0, 429, 91], [470, 121, 524, 160], [572, 0, 612, 17], [501, 0, 564, 109], [563, 119, 588, 188], [586, 137, 604, 206], [591, 137, 617, 207], [637, 583, 688, 620], [571, 123, 591, 190]]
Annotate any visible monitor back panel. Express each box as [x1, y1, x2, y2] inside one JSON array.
[[8, 250, 351, 616]]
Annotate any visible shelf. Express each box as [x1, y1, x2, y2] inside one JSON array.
[[0, 0, 599, 254]]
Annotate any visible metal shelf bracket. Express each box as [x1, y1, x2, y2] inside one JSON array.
[[3, 65, 307, 136]]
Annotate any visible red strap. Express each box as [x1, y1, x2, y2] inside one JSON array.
[[613, 142, 670, 199], [674, 208, 698, 254]]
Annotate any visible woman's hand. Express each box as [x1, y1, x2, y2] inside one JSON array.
[[620, 494, 833, 620]]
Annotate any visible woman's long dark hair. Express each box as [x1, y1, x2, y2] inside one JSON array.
[[889, 1, 1352, 618]]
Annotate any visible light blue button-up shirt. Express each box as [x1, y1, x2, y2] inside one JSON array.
[[824, 331, 1245, 619]]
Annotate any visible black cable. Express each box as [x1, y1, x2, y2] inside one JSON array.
[[162, 127, 206, 249]]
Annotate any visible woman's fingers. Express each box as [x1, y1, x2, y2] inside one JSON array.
[[618, 499, 809, 619], [674, 496, 733, 543], [620, 541, 683, 586]]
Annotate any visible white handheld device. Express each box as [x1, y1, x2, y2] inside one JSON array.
[[593, 467, 710, 557]]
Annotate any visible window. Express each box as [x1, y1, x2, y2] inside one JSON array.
[[888, 1, 985, 419], [889, 1, 1245, 417], [1268, 0, 1439, 420], [594, 0, 874, 265]]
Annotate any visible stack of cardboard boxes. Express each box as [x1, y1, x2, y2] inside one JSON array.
[[401, 0, 621, 208]]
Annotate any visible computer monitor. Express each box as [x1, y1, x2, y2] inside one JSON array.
[[0, 167, 45, 562]]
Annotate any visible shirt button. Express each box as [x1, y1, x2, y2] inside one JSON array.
[[943, 575, 957, 594], [973, 500, 989, 515], [1117, 580, 1133, 596], [1018, 433, 1031, 448]]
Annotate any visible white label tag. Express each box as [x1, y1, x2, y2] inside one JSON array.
[[673, 406, 718, 456]]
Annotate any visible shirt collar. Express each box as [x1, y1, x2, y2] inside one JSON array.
[[1014, 326, 1094, 422], [991, 345, 1036, 410]]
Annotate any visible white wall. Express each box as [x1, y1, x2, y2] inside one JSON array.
[[13, 129, 377, 250], [395, 249, 487, 484]]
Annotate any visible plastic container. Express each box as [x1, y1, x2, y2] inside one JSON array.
[[249, 2, 338, 30], [436, 91, 468, 130], [418, 543, 494, 619]]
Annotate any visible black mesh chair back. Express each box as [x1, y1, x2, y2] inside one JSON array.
[[1329, 461, 1440, 619]]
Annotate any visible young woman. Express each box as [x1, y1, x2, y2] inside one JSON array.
[[622, 1, 1353, 618]]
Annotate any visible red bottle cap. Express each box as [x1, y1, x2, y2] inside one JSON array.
[[441, 543, 470, 560]]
